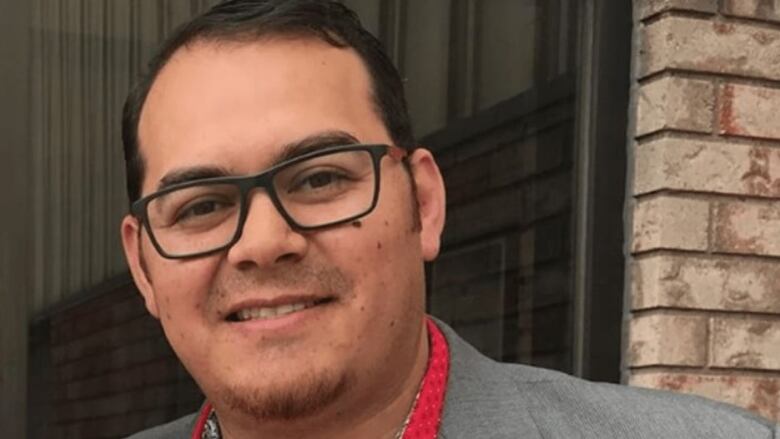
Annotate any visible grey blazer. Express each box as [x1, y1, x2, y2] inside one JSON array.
[[128, 322, 779, 438]]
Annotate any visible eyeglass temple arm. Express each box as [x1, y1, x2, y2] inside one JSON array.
[[388, 145, 409, 161]]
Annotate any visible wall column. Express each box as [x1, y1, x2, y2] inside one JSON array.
[[628, 0, 780, 421]]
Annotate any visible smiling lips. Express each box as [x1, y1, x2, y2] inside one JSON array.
[[227, 296, 335, 322]]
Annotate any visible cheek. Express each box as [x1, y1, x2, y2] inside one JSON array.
[[149, 260, 220, 359], [148, 256, 220, 318], [340, 223, 421, 307]]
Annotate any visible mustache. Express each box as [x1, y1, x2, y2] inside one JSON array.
[[210, 263, 354, 300]]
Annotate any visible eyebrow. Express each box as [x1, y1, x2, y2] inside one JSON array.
[[275, 130, 360, 163], [155, 130, 361, 191], [157, 166, 232, 191]]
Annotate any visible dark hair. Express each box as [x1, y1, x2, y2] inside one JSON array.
[[121, 0, 415, 203]]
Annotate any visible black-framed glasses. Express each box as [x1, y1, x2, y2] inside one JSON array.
[[131, 144, 408, 259]]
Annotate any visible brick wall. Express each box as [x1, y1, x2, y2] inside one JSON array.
[[28, 277, 202, 439], [629, 0, 780, 421]]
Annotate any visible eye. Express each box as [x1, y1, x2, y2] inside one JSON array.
[[305, 171, 341, 189], [185, 201, 219, 216], [291, 170, 349, 193], [175, 198, 233, 223]]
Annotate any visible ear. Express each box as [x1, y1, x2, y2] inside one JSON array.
[[408, 148, 446, 261], [121, 215, 160, 319]]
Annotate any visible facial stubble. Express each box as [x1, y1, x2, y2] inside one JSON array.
[[211, 263, 356, 422]]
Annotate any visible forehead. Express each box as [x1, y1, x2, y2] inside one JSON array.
[[137, 37, 390, 195]]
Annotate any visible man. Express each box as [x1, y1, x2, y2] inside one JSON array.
[[120, 1, 778, 438]]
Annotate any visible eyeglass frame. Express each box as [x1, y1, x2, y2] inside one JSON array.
[[130, 143, 409, 260]]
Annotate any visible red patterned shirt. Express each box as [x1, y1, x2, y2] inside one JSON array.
[[192, 317, 450, 439]]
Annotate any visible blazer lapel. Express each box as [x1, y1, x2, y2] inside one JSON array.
[[435, 320, 544, 438]]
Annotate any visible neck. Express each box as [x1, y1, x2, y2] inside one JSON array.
[[217, 321, 431, 439]]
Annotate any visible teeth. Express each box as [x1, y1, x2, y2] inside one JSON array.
[[276, 304, 295, 315], [234, 301, 316, 322]]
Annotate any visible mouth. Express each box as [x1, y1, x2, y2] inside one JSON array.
[[225, 296, 336, 323]]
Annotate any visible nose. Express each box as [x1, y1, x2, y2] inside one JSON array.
[[225, 191, 308, 268]]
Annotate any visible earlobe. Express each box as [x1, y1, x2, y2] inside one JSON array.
[[409, 148, 446, 261], [120, 215, 160, 319]]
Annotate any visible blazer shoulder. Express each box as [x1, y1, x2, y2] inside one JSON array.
[[504, 364, 777, 438], [125, 413, 198, 439], [438, 320, 778, 438]]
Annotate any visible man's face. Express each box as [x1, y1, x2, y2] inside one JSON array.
[[121, 38, 445, 421]]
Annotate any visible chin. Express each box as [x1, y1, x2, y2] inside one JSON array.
[[214, 365, 354, 422]]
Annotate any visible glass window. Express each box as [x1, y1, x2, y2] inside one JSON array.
[[343, 0, 582, 373]]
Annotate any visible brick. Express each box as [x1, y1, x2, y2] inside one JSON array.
[[66, 375, 109, 400], [56, 398, 96, 422], [109, 295, 148, 324], [119, 412, 148, 437], [53, 403, 76, 423], [143, 408, 175, 429], [139, 384, 180, 410], [59, 355, 103, 382], [719, 83, 780, 140], [641, 16, 780, 80], [723, 0, 780, 23], [633, 254, 780, 313], [430, 240, 506, 324], [87, 415, 139, 438], [636, 77, 715, 136], [64, 329, 115, 362], [52, 319, 75, 345], [69, 309, 113, 340], [58, 291, 120, 328], [47, 425, 64, 439], [487, 138, 538, 190], [630, 371, 780, 420], [81, 416, 136, 438], [140, 358, 180, 386], [444, 186, 524, 245], [108, 366, 146, 393], [100, 315, 163, 349], [712, 316, 780, 370], [91, 392, 135, 418], [442, 152, 491, 205], [632, 196, 709, 252], [713, 200, 780, 256], [61, 423, 85, 439], [628, 312, 708, 366], [51, 345, 67, 365], [637, 0, 717, 19], [635, 137, 780, 197]]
